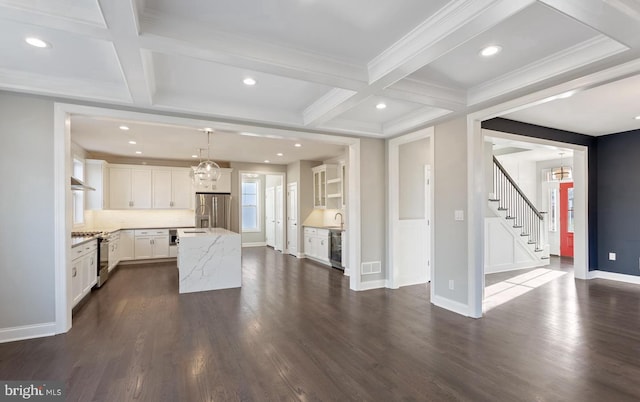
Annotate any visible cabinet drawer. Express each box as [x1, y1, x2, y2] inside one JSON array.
[[304, 227, 317, 235], [316, 229, 329, 237], [135, 229, 168, 236]]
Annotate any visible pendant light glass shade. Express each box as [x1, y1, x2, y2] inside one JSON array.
[[192, 131, 221, 184]]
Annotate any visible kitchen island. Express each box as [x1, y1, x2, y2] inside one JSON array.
[[177, 228, 241, 293]]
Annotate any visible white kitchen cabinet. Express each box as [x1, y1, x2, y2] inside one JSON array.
[[108, 231, 120, 272], [303, 227, 330, 265], [312, 164, 339, 209], [85, 159, 109, 210], [119, 230, 135, 261], [109, 167, 152, 209], [134, 229, 170, 259], [153, 169, 193, 209], [194, 168, 232, 193], [71, 239, 98, 308]]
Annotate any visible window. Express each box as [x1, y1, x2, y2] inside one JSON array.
[[72, 157, 85, 226], [242, 178, 260, 232]]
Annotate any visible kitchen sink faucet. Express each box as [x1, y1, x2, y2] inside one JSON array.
[[335, 212, 344, 230]]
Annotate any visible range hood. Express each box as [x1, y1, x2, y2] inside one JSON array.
[[71, 176, 95, 191]]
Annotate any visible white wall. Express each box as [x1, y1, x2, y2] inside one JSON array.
[[496, 154, 537, 204], [433, 118, 469, 306], [0, 92, 56, 336]]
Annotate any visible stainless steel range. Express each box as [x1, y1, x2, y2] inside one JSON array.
[[71, 231, 111, 287]]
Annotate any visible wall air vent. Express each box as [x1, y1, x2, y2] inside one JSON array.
[[361, 261, 381, 275]]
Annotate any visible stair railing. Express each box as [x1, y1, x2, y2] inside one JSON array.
[[491, 156, 546, 251]]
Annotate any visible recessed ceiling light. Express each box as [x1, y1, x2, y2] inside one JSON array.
[[191, 154, 198, 158], [119, 125, 129, 131], [276, 153, 283, 157], [25, 37, 50, 48], [376, 103, 387, 110], [243, 77, 257, 86], [555, 91, 575, 99], [480, 45, 502, 57], [294, 143, 302, 147], [135, 151, 142, 154], [128, 140, 137, 145], [201, 127, 213, 132], [264, 160, 270, 163], [634, 115, 640, 120]]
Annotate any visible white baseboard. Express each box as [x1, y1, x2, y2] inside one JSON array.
[[588, 270, 640, 285], [357, 279, 387, 291], [242, 242, 267, 248], [0, 322, 56, 344], [485, 259, 550, 275], [431, 294, 473, 317]]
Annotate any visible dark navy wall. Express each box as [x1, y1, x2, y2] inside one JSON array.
[[596, 129, 640, 276], [482, 118, 599, 270]]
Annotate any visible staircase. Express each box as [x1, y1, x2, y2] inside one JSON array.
[[488, 157, 549, 268]]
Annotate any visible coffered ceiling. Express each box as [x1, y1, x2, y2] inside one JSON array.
[[2, 0, 640, 138]]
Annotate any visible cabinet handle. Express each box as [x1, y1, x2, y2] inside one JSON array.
[[129, 201, 134, 207], [72, 267, 77, 277], [321, 240, 325, 245], [170, 201, 174, 207]]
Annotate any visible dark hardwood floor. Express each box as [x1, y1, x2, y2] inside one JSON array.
[[2, 249, 640, 401]]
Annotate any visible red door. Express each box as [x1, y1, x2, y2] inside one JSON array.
[[559, 182, 574, 257]]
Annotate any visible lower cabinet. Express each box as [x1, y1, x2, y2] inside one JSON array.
[[303, 227, 330, 265], [134, 229, 170, 259], [108, 231, 120, 272], [71, 239, 98, 308], [119, 230, 135, 261]]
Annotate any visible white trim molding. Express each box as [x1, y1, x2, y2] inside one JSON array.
[[0, 322, 57, 344], [358, 280, 388, 291], [431, 295, 473, 317], [242, 242, 268, 248], [587, 270, 640, 285]]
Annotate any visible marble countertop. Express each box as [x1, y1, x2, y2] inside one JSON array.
[[72, 236, 98, 247], [303, 225, 346, 232], [177, 228, 238, 238]]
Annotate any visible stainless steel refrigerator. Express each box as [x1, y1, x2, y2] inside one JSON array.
[[195, 193, 232, 230]]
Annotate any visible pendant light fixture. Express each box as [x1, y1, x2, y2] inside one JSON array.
[[552, 152, 571, 181], [192, 130, 221, 185]]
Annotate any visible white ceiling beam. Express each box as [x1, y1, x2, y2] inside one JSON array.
[[539, 0, 640, 48], [382, 107, 452, 136], [383, 79, 466, 111], [367, 0, 536, 88], [303, 89, 358, 126], [99, 0, 153, 106], [138, 11, 368, 91]]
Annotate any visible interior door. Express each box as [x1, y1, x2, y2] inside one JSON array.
[[560, 182, 574, 257], [265, 187, 275, 247], [275, 185, 284, 251], [287, 183, 298, 256]]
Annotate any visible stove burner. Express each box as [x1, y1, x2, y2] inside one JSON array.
[[71, 231, 105, 237]]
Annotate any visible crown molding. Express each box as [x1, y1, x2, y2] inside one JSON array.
[[384, 79, 466, 111]]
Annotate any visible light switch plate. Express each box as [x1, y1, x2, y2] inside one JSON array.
[[454, 210, 464, 221]]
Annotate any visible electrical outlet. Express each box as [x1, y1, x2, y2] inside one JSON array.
[[448, 280, 454, 290], [609, 252, 616, 261]]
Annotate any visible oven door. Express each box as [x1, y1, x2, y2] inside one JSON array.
[[97, 239, 110, 287]]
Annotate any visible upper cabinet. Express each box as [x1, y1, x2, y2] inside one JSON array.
[[86, 159, 109, 210], [193, 168, 232, 194], [313, 164, 341, 209], [152, 169, 193, 209], [109, 167, 152, 209]]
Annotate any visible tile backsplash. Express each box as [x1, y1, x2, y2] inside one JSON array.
[[85, 209, 195, 229]]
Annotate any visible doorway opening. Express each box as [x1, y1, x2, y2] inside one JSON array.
[[240, 172, 285, 250], [481, 130, 583, 312]]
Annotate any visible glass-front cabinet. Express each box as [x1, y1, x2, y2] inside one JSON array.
[[312, 164, 339, 209]]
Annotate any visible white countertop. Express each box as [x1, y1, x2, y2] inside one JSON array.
[[303, 225, 346, 231], [177, 228, 238, 238]]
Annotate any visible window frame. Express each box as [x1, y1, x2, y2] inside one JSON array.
[[241, 177, 261, 233]]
